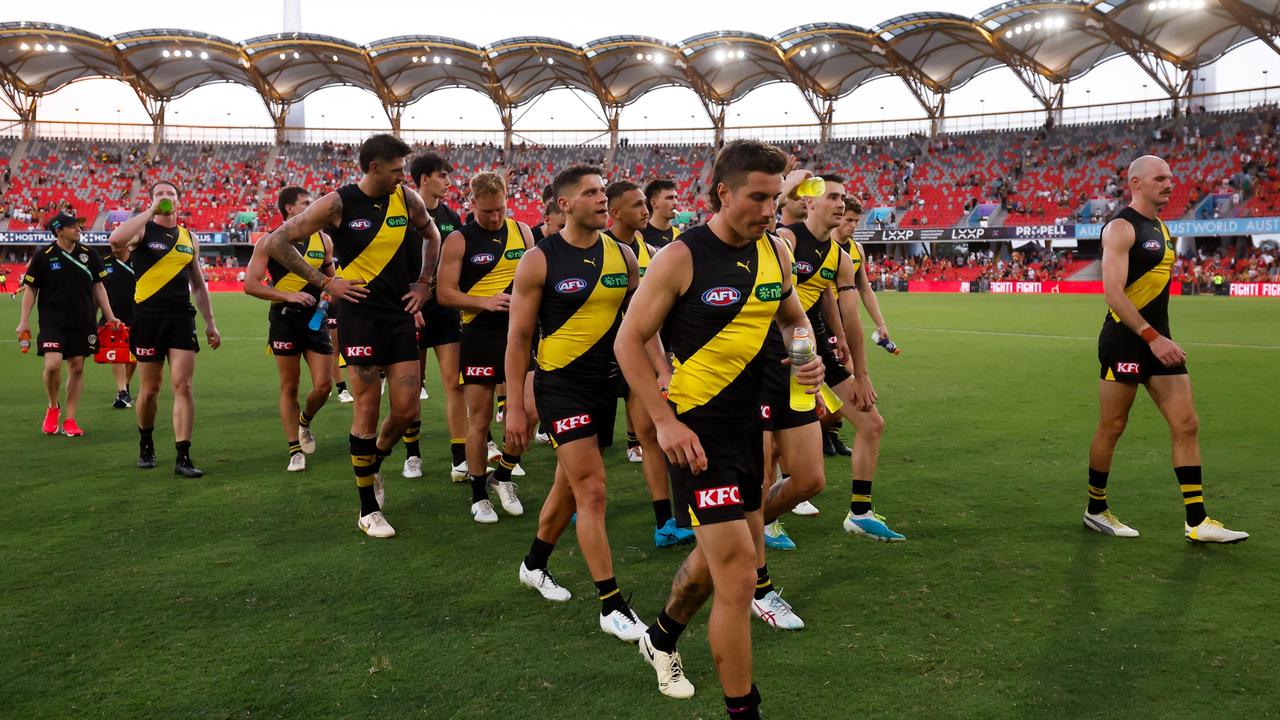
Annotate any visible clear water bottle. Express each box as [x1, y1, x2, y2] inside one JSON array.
[[871, 329, 900, 355], [788, 327, 817, 412], [307, 296, 330, 331]]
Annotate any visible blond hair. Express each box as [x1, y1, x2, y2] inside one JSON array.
[[470, 171, 507, 198]]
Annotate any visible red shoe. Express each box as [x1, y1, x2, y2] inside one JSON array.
[[62, 418, 84, 437], [41, 405, 60, 435]]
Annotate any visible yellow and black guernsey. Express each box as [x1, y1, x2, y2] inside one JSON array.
[[785, 222, 840, 330], [665, 224, 785, 419], [458, 217, 525, 330], [1101, 206, 1175, 338], [267, 231, 326, 309], [642, 222, 680, 250], [535, 232, 630, 383], [331, 184, 416, 315], [604, 228, 652, 277], [132, 221, 196, 314]]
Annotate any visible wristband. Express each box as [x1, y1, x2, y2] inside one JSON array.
[[1140, 326, 1159, 343], [320, 276, 334, 292]]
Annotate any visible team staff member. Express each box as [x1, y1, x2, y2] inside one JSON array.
[[616, 140, 824, 718], [401, 152, 469, 481], [100, 241, 137, 408], [1084, 155, 1247, 544], [603, 180, 694, 548], [244, 186, 335, 472], [16, 211, 120, 436], [437, 171, 532, 524], [642, 179, 681, 249], [109, 182, 220, 476], [507, 166, 650, 641], [261, 133, 440, 540]]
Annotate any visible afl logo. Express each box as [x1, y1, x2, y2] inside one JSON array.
[[701, 287, 741, 306], [555, 278, 588, 294], [1142, 239, 1162, 251], [471, 253, 496, 264], [794, 261, 814, 274], [348, 219, 373, 231]]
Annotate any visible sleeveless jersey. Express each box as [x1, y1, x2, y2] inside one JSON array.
[[458, 218, 525, 330], [642, 222, 680, 250], [132, 221, 195, 314], [665, 224, 785, 419], [102, 254, 136, 324], [1102, 206, 1175, 336], [331, 184, 415, 315], [535, 233, 630, 382], [267, 231, 326, 308], [604, 228, 652, 276], [785, 222, 840, 319]]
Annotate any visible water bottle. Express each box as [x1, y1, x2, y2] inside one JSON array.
[[308, 296, 330, 331], [871, 329, 900, 355], [794, 177, 826, 198], [156, 198, 174, 215], [19, 329, 31, 353], [787, 328, 817, 412]]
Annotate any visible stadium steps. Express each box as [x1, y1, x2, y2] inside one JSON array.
[[1069, 260, 1102, 281]]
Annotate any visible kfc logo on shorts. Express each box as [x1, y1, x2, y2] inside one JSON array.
[[553, 413, 592, 434], [471, 253, 496, 265], [464, 366, 495, 377], [760, 404, 772, 420], [1142, 239, 1162, 251], [272, 340, 295, 351], [135, 347, 157, 357], [41, 341, 61, 350], [1116, 362, 1140, 374], [346, 345, 373, 357], [695, 485, 742, 510], [347, 219, 373, 231]]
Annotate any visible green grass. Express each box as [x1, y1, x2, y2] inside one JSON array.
[[1, 292, 1277, 719]]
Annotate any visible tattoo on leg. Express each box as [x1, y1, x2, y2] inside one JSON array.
[[666, 555, 711, 622], [352, 366, 379, 384]]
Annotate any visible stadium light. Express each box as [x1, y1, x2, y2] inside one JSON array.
[[433, 55, 441, 64], [59, 44, 68, 53], [332, 54, 339, 62], [162, 49, 171, 57], [279, 52, 287, 60], [737, 49, 745, 58], [34, 42, 43, 51], [293, 51, 300, 59], [412, 56, 418, 63], [547, 57, 554, 64], [200, 51, 209, 59], [714, 49, 725, 61], [636, 52, 643, 60], [19, 42, 28, 50], [654, 53, 664, 64], [445, 57, 452, 65], [185, 50, 193, 58]]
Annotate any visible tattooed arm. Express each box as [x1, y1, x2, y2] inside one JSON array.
[[262, 191, 367, 303]]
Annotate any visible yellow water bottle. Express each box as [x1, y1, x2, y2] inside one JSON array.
[[793, 177, 826, 198], [788, 327, 817, 412]]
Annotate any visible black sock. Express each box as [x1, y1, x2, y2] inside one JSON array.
[[175, 440, 191, 464], [1087, 468, 1109, 514], [524, 537, 555, 571], [336, 381, 347, 392], [468, 473, 489, 504], [725, 685, 762, 720], [646, 609, 687, 653], [403, 420, 421, 458], [350, 434, 380, 515], [653, 499, 673, 528], [372, 442, 391, 474], [497, 395, 507, 414], [1176, 465, 1206, 526], [626, 431, 640, 449], [494, 452, 520, 483], [450, 438, 466, 466], [850, 479, 873, 515], [595, 577, 627, 616], [754, 565, 774, 601], [288, 440, 302, 458], [139, 426, 154, 451], [298, 410, 314, 428]]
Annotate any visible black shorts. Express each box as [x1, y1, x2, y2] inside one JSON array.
[[37, 319, 97, 358], [130, 311, 198, 362], [535, 373, 618, 449], [758, 351, 819, 431], [817, 330, 853, 387], [460, 324, 507, 384], [325, 315, 338, 330], [669, 413, 764, 529], [1098, 331, 1188, 384], [269, 304, 334, 357], [417, 298, 462, 349], [335, 308, 417, 367]]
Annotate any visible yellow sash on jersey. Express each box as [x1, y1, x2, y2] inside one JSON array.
[[1109, 219, 1174, 321], [631, 233, 652, 276], [462, 218, 524, 324], [667, 235, 783, 415], [274, 232, 326, 297], [795, 237, 839, 312], [135, 226, 195, 304], [338, 186, 408, 288], [846, 240, 863, 273], [537, 235, 628, 371]]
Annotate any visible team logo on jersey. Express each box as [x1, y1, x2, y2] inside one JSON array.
[[87, 334, 97, 345], [555, 278, 588, 294], [471, 253, 496, 265], [386, 215, 408, 227], [147, 241, 168, 251], [348, 219, 373, 231], [600, 272, 628, 289], [1142, 239, 1162, 251], [504, 249, 525, 261], [794, 261, 814, 274], [819, 267, 836, 281], [306, 250, 325, 259], [754, 282, 783, 302], [701, 287, 741, 306], [79, 253, 89, 263], [695, 485, 742, 509], [49, 262, 62, 270]]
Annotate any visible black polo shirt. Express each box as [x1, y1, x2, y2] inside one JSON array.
[[23, 241, 107, 327]]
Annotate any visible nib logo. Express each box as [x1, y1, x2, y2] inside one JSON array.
[[695, 485, 742, 510]]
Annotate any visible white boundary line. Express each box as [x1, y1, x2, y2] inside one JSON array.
[[895, 326, 1280, 351]]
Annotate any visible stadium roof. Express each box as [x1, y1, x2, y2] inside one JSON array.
[[1, 3, 1278, 132]]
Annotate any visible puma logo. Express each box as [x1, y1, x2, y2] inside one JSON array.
[[736, 261, 751, 272], [583, 258, 597, 267]]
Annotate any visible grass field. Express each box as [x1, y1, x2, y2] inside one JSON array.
[[1, 291, 1277, 720]]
